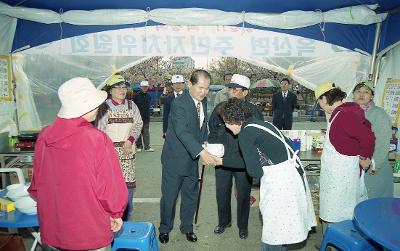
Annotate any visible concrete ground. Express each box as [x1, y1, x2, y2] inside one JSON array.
[[132, 121, 326, 251], [20, 120, 327, 251]]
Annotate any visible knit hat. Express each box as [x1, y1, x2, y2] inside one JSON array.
[[58, 77, 107, 119]]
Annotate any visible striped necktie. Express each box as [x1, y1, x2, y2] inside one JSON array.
[[196, 102, 201, 119]]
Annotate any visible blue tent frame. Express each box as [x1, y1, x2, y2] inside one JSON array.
[[2, 0, 400, 55]]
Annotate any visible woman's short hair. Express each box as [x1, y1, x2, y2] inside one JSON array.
[[320, 88, 347, 106], [352, 82, 374, 96], [219, 98, 254, 125]]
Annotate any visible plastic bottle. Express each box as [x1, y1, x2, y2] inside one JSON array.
[[394, 152, 400, 183], [8, 126, 18, 148]]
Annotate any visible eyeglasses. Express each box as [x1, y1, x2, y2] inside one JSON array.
[[112, 86, 128, 90]]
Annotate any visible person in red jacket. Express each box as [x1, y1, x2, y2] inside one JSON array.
[[28, 77, 128, 251], [314, 82, 375, 226]]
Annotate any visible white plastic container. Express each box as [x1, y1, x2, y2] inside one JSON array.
[[203, 143, 225, 158]]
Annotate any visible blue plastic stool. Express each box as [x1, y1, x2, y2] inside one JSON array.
[[112, 222, 159, 251], [320, 220, 382, 251]]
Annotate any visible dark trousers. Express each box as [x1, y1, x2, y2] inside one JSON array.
[[215, 167, 252, 230], [159, 166, 199, 234], [272, 116, 293, 130], [136, 121, 150, 149]]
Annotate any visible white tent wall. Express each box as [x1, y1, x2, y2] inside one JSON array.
[[12, 55, 42, 131], [13, 53, 146, 127], [7, 25, 371, 131], [0, 14, 16, 54], [376, 43, 400, 128], [239, 53, 369, 96]]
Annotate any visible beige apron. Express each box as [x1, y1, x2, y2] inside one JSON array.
[[245, 124, 316, 245], [105, 101, 136, 187], [319, 111, 367, 222]]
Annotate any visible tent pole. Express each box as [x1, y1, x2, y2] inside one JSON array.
[[373, 56, 381, 88], [369, 22, 382, 80]]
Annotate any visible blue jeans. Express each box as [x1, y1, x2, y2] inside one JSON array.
[[122, 187, 135, 221], [261, 243, 287, 251]]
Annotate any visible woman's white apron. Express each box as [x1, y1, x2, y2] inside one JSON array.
[[319, 111, 367, 222], [245, 124, 316, 245]]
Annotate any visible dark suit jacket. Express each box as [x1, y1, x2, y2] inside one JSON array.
[[272, 91, 297, 122], [162, 94, 175, 134], [161, 90, 208, 176]]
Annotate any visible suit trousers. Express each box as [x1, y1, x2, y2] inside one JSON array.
[[136, 121, 150, 149], [215, 167, 252, 230], [159, 166, 199, 234]]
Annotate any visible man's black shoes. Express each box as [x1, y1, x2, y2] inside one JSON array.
[[159, 232, 169, 244], [185, 232, 198, 242], [214, 223, 232, 234]]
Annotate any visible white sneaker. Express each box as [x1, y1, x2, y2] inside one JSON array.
[[144, 148, 155, 152], [136, 148, 142, 152]]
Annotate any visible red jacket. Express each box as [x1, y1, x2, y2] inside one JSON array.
[[329, 102, 375, 158], [28, 117, 127, 250]]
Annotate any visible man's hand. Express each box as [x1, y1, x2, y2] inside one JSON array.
[[199, 150, 221, 166], [110, 217, 123, 232], [122, 140, 133, 156]]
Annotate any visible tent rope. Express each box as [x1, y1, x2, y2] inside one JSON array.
[[58, 8, 64, 42], [315, 9, 326, 42], [144, 7, 151, 42], [241, 11, 246, 34]]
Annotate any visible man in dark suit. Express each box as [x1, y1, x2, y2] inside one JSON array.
[[159, 70, 221, 244], [209, 74, 264, 240], [272, 78, 298, 130], [162, 74, 185, 138]]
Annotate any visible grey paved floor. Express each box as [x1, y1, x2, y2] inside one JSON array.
[[21, 121, 327, 251]]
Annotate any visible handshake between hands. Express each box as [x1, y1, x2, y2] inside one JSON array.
[[199, 149, 223, 166]]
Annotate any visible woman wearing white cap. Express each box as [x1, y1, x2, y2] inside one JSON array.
[[29, 77, 128, 250], [95, 74, 143, 221]]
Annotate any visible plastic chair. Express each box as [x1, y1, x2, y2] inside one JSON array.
[[112, 222, 159, 251], [320, 220, 382, 251]]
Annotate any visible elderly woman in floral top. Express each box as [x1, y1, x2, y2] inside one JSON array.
[[95, 74, 143, 221], [353, 80, 393, 198]]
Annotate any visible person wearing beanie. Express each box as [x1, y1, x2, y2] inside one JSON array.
[[95, 73, 143, 221], [314, 82, 375, 225], [28, 77, 128, 250], [352, 81, 393, 198]]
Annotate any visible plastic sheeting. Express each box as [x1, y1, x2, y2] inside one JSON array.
[[239, 53, 369, 96], [375, 43, 400, 128], [6, 25, 372, 131], [0, 14, 16, 54], [12, 55, 42, 131], [0, 2, 387, 28], [12, 54, 146, 127]]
